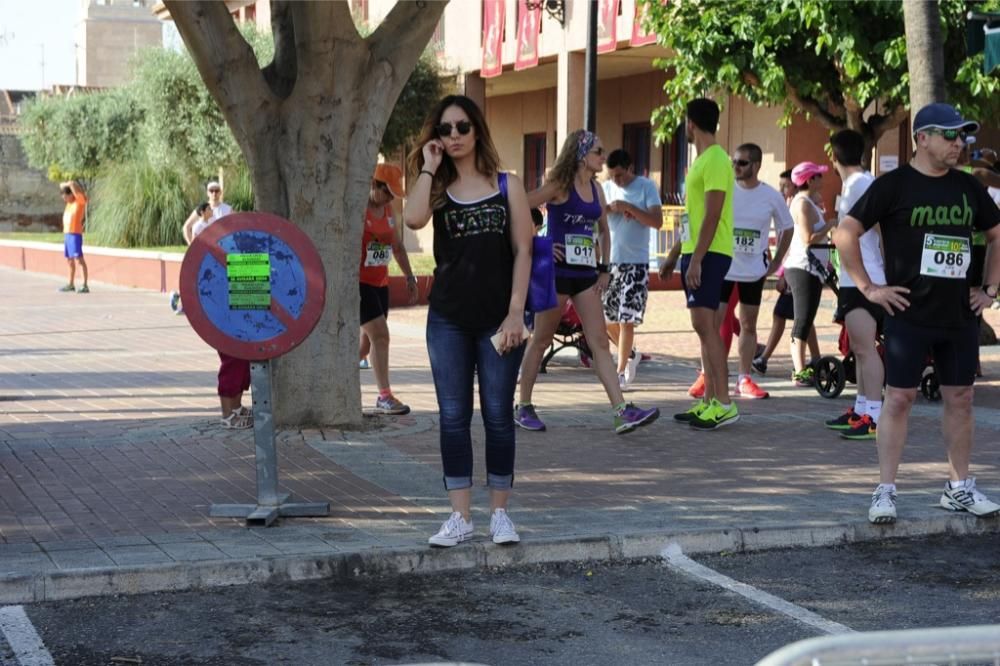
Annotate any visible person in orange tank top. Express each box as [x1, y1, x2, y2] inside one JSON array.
[[58, 180, 90, 293], [359, 163, 418, 415]]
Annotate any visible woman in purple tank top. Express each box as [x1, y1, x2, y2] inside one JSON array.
[[514, 130, 660, 435]]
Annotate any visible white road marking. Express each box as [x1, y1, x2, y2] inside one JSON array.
[[661, 543, 854, 635], [0, 606, 55, 666]]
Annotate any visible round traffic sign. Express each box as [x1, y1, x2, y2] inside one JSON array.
[[179, 212, 326, 360]]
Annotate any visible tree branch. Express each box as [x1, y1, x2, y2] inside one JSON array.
[[262, 0, 296, 99], [784, 82, 845, 130], [868, 104, 910, 141], [369, 1, 448, 66], [162, 1, 273, 144]]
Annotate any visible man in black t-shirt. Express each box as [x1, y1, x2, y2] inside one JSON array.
[[834, 103, 1000, 525]]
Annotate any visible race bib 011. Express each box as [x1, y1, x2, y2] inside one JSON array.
[[564, 234, 596, 267]]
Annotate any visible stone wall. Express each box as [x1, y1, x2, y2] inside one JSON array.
[[0, 132, 62, 233]]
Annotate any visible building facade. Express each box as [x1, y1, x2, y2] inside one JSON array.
[[77, 0, 163, 88]]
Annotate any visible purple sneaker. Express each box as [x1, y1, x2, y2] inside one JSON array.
[[614, 403, 660, 434], [514, 403, 546, 431]]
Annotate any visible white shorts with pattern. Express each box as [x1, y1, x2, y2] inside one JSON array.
[[602, 263, 649, 324]]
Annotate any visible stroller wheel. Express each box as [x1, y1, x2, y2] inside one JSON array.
[[920, 372, 942, 402], [814, 356, 846, 399]]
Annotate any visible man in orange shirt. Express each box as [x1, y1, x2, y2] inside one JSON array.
[[59, 180, 89, 293]]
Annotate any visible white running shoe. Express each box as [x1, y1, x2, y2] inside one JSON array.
[[489, 508, 520, 545], [624, 352, 640, 387], [869, 484, 897, 524], [428, 511, 474, 547], [940, 478, 1000, 517]]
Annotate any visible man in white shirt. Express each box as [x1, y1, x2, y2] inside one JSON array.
[[724, 143, 793, 399], [182, 180, 233, 241], [824, 129, 884, 441], [602, 149, 663, 389]]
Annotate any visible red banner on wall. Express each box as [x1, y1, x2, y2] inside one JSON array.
[[597, 0, 620, 54], [482, 0, 506, 78], [631, 0, 659, 47], [515, 0, 541, 71]]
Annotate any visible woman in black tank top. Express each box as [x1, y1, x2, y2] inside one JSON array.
[[404, 95, 534, 548]]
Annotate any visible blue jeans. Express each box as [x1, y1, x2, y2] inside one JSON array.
[[426, 307, 524, 491]]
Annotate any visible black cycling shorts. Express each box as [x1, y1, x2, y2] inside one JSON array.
[[720, 276, 766, 308], [883, 316, 978, 389]]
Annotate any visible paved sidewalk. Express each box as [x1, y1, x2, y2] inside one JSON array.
[[2, 267, 1000, 602]]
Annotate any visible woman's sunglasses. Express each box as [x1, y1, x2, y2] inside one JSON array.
[[435, 121, 473, 138]]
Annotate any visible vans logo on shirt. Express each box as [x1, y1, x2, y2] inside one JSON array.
[[909, 195, 973, 228]]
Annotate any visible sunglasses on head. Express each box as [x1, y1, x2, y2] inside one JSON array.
[[732, 159, 752, 167], [925, 128, 969, 142], [435, 120, 473, 138]]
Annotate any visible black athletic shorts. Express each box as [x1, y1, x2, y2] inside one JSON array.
[[360, 283, 390, 325], [773, 291, 795, 320], [720, 276, 766, 307], [834, 286, 884, 328], [556, 274, 599, 297], [883, 316, 978, 388]]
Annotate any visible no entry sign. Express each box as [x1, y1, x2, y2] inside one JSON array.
[[179, 212, 326, 360]]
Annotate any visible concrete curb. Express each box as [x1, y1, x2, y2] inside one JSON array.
[[2, 514, 996, 604]]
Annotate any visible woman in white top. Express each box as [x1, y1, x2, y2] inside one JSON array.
[[783, 161, 836, 385]]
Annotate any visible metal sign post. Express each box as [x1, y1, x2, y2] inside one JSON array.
[[179, 212, 330, 527]]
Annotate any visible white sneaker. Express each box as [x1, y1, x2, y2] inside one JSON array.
[[869, 484, 897, 524], [624, 352, 640, 386], [618, 372, 631, 391], [489, 508, 520, 545], [428, 511, 474, 547], [940, 478, 1000, 517]]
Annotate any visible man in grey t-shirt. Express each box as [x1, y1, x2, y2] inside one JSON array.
[[602, 150, 663, 389]]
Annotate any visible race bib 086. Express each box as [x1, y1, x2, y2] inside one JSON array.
[[365, 241, 392, 267], [919, 233, 970, 279]]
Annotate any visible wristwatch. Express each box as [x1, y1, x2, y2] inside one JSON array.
[[984, 284, 998, 299]]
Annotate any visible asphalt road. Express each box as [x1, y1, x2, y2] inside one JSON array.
[[3, 533, 999, 666]]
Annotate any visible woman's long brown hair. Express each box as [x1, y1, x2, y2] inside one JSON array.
[[406, 95, 502, 209]]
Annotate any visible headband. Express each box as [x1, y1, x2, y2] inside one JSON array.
[[576, 131, 597, 161]]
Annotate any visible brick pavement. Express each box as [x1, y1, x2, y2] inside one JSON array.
[[2, 266, 1000, 595]]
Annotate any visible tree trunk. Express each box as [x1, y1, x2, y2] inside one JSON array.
[[164, 0, 447, 427], [903, 0, 946, 118]]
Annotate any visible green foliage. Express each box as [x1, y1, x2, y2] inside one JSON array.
[[381, 53, 444, 155], [643, 0, 1000, 145], [224, 162, 255, 212], [19, 88, 143, 181], [88, 160, 199, 248]]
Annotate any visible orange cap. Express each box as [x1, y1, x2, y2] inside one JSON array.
[[374, 163, 404, 199]]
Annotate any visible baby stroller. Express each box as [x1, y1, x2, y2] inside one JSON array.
[[808, 244, 941, 401], [539, 301, 591, 374]]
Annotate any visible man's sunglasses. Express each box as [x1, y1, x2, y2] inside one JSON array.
[[435, 121, 473, 137], [732, 159, 753, 167], [925, 128, 969, 142], [208, 188, 221, 193]]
